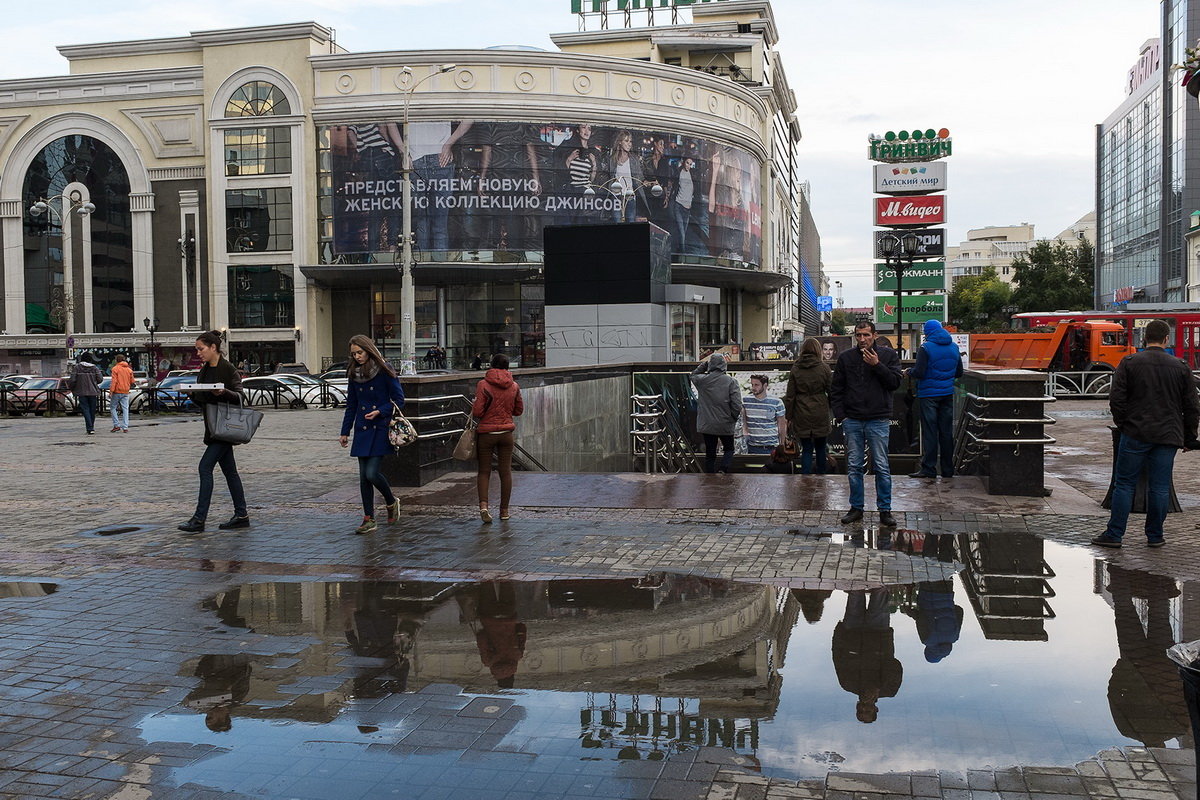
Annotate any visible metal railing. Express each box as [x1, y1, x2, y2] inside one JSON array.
[[628, 393, 699, 474], [955, 393, 1057, 475], [1044, 369, 1200, 399], [409, 393, 546, 472]]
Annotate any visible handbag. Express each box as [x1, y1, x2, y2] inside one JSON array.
[[771, 437, 799, 463], [388, 401, 419, 450], [452, 418, 478, 461], [204, 394, 263, 445]]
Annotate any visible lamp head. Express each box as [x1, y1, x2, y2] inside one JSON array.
[[30, 201, 47, 216], [438, 63, 457, 73], [649, 184, 664, 198], [901, 233, 920, 256], [401, 66, 413, 75], [77, 202, 95, 216], [583, 186, 596, 196], [143, 317, 150, 329], [880, 235, 899, 256]]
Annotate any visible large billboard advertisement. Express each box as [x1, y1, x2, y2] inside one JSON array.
[[329, 121, 762, 263], [873, 228, 945, 259]]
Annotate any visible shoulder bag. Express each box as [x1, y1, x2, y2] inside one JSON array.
[[388, 400, 419, 450], [205, 393, 264, 445], [452, 417, 478, 461]]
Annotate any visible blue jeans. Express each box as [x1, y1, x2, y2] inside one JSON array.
[[800, 437, 827, 475], [703, 434, 734, 474], [747, 444, 775, 455], [843, 418, 892, 511], [670, 201, 692, 255], [110, 393, 130, 430], [358, 455, 395, 517], [195, 442, 247, 522], [1103, 434, 1177, 542], [919, 394, 955, 477], [78, 395, 97, 432]]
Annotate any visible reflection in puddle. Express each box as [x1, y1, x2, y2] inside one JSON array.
[[140, 531, 1193, 794], [0, 581, 57, 597]]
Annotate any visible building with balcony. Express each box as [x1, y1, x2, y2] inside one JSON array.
[[0, 0, 817, 376]]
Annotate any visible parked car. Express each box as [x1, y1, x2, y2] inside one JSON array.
[[272, 363, 312, 376], [242, 374, 346, 408], [130, 375, 199, 413], [0, 375, 36, 387], [165, 369, 199, 378], [5, 377, 76, 416], [316, 369, 348, 390]]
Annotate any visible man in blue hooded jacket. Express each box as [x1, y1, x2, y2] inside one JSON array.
[[908, 319, 963, 479]]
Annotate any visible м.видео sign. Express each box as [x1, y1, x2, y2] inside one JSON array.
[[874, 195, 946, 228]]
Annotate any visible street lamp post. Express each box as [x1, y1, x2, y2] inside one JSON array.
[[582, 179, 664, 221], [143, 316, 160, 380], [880, 233, 920, 354], [29, 192, 95, 351], [398, 63, 457, 374]]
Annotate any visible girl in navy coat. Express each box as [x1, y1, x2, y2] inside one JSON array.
[[339, 335, 406, 534]]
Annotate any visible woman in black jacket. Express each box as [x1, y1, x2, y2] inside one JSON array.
[[179, 331, 249, 533]]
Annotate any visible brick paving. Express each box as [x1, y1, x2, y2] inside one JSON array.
[[0, 400, 1195, 799]]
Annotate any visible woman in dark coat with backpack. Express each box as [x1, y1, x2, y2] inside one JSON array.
[[339, 335, 406, 534], [784, 337, 833, 474]]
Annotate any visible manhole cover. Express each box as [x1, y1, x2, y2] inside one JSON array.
[[77, 523, 158, 538]]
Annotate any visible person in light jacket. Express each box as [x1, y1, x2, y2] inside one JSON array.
[[784, 338, 833, 474], [339, 335, 406, 535], [691, 353, 743, 474], [473, 353, 524, 523]]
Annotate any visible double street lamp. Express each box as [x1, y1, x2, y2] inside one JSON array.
[[29, 192, 95, 348], [879, 233, 920, 354], [398, 63, 457, 374], [143, 317, 160, 380], [582, 179, 664, 222]]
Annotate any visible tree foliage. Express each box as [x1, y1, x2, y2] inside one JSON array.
[[1010, 239, 1094, 313], [948, 266, 1013, 331], [830, 309, 850, 336]]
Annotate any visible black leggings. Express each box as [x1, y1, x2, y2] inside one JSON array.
[[358, 455, 395, 517]]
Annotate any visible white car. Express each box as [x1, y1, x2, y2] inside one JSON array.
[[241, 374, 347, 408]]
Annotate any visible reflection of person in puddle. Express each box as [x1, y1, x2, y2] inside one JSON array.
[[184, 654, 251, 732], [341, 582, 421, 695], [472, 581, 527, 689], [790, 588, 834, 624], [904, 533, 963, 663], [832, 588, 902, 723], [1105, 565, 1186, 746]]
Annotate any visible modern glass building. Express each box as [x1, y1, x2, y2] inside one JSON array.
[[1097, 0, 1200, 307], [0, 0, 818, 376]]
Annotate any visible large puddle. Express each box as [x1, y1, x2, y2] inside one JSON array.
[[140, 530, 1190, 794]]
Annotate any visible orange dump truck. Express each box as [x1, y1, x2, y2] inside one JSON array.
[[968, 320, 1133, 371]]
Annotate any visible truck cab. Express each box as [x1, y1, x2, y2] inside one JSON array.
[[1051, 321, 1130, 371]]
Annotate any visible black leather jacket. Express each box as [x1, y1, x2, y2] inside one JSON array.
[[1110, 347, 1199, 448]]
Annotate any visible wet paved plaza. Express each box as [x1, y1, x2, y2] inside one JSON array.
[[0, 402, 1197, 799]]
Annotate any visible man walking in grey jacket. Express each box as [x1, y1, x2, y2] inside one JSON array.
[[691, 353, 743, 474], [1092, 319, 1199, 548], [68, 352, 104, 435]]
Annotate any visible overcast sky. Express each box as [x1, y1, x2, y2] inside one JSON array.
[[0, 0, 1162, 305]]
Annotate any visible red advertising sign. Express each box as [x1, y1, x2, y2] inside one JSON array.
[[874, 195, 946, 228]]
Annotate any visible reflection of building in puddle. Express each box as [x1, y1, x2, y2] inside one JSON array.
[[0, 581, 57, 597], [958, 531, 1055, 640], [580, 694, 762, 766], [1096, 563, 1192, 749], [189, 576, 794, 731]]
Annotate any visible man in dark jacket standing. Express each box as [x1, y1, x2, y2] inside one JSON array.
[[1092, 319, 1199, 548], [908, 319, 963, 479], [68, 352, 104, 435], [832, 322, 903, 526]]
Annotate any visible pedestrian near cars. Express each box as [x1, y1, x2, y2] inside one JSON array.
[[742, 374, 786, 455], [784, 338, 833, 474], [831, 322, 903, 527], [907, 319, 963, 479], [109, 354, 134, 433], [178, 331, 250, 533], [67, 352, 103, 435], [473, 354, 524, 523], [1092, 319, 1200, 549], [339, 335, 405, 535], [691, 353, 743, 474]]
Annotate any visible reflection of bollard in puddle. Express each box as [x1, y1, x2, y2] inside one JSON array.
[[1166, 641, 1200, 791]]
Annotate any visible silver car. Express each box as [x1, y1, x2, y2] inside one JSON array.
[[241, 374, 347, 409]]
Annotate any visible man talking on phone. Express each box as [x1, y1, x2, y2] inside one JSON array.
[[831, 321, 904, 526]]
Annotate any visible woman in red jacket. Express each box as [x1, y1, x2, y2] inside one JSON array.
[[472, 354, 524, 523]]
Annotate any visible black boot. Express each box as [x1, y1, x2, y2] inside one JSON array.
[[218, 515, 250, 530], [178, 518, 205, 533]]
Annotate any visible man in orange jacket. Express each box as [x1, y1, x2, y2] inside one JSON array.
[[109, 355, 134, 432]]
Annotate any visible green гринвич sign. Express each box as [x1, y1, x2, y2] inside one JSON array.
[[874, 262, 945, 292], [874, 294, 947, 324], [573, 0, 728, 10]]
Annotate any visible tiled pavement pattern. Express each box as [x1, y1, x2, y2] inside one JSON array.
[[0, 401, 1196, 799]]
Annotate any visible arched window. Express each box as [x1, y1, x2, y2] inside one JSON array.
[[224, 81, 291, 118]]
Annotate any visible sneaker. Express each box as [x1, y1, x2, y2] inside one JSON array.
[[178, 518, 205, 533], [111, 426, 121, 433], [840, 508, 863, 524], [1090, 534, 1122, 548], [879, 511, 897, 528], [1147, 538, 1165, 548], [355, 516, 377, 535], [86, 431, 94, 435], [386, 500, 400, 525], [480, 507, 493, 524], [218, 516, 250, 530]]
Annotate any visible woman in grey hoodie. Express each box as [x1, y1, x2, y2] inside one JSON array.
[[690, 353, 743, 473]]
